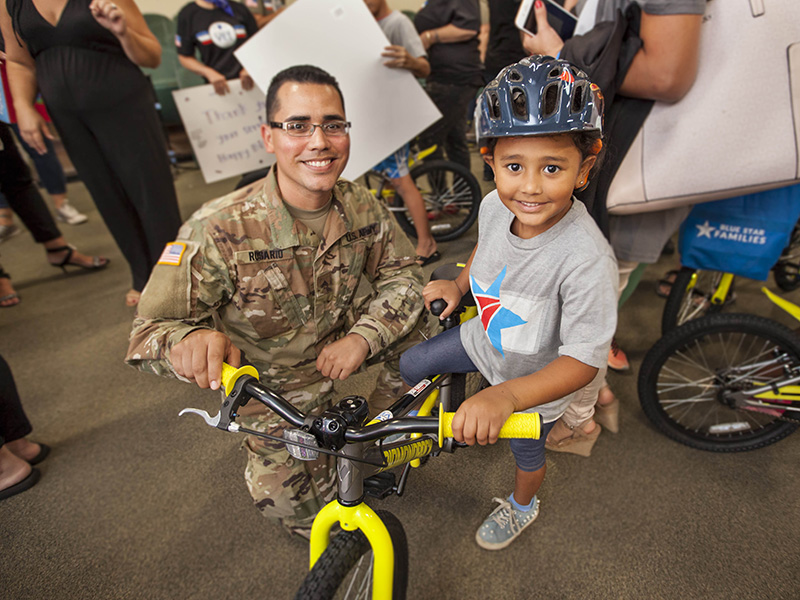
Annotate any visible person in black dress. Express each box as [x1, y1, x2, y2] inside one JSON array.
[[0, 0, 183, 307]]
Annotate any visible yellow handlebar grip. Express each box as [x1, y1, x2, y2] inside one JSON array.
[[438, 412, 540, 446], [221, 362, 260, 396]]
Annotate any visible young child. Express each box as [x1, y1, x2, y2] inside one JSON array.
[[398, 56, 618, 550]]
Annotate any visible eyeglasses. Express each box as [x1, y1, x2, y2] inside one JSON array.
[[269, 120, 351, 137]]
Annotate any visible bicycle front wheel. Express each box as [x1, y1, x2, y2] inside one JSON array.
[[661, 267, 733, 334], [393, 160, 481, 242], [638, 313, 800, 452], [294, 510, 408, 600]]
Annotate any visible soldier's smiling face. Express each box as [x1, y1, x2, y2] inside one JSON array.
[[261, 82, 350, 209]]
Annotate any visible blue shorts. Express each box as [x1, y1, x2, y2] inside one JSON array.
[[372, 143, 410, 179], [399, 324, 555, 472]]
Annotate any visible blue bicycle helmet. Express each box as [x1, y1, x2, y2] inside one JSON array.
[[476, 55, 604, 146]]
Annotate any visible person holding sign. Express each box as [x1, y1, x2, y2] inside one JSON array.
[[126, 65, 429, 538], [176, 0, 259, 95]]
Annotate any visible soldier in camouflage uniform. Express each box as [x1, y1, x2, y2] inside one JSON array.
[[125, 65, 428, 537]]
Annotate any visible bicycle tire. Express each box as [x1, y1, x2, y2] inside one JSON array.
[[294, 510, 408, 600], [661, 267, 732, 335], [392, 160, 481, 242], [638, 313, 800, 452]]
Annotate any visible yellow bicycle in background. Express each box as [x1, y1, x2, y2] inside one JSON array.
[[640, 287, 800, 452]]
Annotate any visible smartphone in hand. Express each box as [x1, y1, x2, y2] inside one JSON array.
[[515, 0, 578, 40]]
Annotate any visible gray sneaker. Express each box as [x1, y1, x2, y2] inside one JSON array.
[[475, 495, 540, 550], [55, 200, 88, 225], [0, 224, 21, 244]]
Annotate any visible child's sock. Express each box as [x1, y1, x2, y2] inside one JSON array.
[[509, 492, 536, 512]]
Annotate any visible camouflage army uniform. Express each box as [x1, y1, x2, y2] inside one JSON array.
[[126, 167, 428, 536]]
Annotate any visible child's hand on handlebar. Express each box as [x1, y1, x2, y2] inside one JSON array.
[[423, 280, 463, 319], [170, 329, 242, 390], [451, 386, 519, 446]]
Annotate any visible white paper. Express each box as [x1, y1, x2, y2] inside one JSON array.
[[172, 80, 275, 183], [234, 0, 442, 181]]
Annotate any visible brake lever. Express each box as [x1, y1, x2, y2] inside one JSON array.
[[179, 367, 257, 431], [179, 407, 241, 432]]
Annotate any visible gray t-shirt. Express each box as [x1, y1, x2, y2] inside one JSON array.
[[460, 192, 618, 423], [379, 10, 426, 58]]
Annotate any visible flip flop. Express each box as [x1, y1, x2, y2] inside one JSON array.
[[28, 443, 51, 466], [0, 292, 20, 308], [416, 251, 441, 267], [0, 468, 40, 501]]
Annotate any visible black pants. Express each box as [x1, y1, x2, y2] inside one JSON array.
[[48, 85, 182, 290], [0, 354, 32, 446], [0, 123, 61, 244], [418, 81, 480, 171]]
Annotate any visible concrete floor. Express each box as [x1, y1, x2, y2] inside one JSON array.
[[1, 154, 799, 600]]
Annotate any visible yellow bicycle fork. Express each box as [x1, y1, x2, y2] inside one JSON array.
[[309, 501, 396, 599]]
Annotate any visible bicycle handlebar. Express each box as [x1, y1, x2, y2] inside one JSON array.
[[217, 362, 540, 445]]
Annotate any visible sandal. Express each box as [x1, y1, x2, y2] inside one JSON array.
[[594, 388, 619, 434], [545, 419, 602, 457], [0, 269, 20, 308], [46, 244, 109, 273], [655, 269, 679, 298]]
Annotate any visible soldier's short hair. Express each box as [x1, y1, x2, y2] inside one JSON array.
[[266, 65, 346, 121]]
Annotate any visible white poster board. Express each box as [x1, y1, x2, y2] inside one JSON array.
[[172, 80, 275, 183], [235, 0, 442, 182]]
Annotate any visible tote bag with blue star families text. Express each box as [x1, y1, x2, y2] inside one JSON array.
[[678, 185, 800, 281]]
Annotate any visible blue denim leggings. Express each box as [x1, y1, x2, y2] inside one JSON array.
[[399, 325, 554, 472]]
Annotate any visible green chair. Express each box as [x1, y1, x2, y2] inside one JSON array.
[[142, 13, 181, 125]]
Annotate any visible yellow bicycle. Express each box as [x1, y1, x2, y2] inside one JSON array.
[[180, 289, 538, 599], [363, 145, 481, 242], [640, 287, 800, 451]]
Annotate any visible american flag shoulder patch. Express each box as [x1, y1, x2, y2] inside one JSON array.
[[158, 242, 187, 266]]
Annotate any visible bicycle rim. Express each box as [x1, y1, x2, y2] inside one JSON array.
[[639, 313, 800, 452]]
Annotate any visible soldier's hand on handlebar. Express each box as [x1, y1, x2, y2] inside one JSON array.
[[422, 280, 463, 319], [171, 329, 242, 390]]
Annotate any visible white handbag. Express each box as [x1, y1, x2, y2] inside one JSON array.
[[606, 0, 800, 215]]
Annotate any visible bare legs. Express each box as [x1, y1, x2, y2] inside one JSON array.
[[391, 174, 437, 261], [513, 464, 546, 505]]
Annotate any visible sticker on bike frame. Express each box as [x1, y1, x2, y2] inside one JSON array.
[[374, 410, 394, 422], [408, 379, 432, 397], [382, 438, 434, 469]]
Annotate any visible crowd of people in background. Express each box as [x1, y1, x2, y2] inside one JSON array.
[[0, 0, 710, 549]]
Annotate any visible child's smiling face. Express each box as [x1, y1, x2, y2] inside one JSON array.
[[486, 135, 596, 239]]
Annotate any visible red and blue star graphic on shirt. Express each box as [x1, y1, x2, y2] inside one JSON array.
[[471, 266, 527, 357]]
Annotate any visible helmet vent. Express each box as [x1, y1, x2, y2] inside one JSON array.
[[571, 84, 585, 113], [508, 69, 523, 82], [510, 87, 528, 119], [488, 91, 502, 119], [548, 67, 561, 79], [542, 82, 559, 118]]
